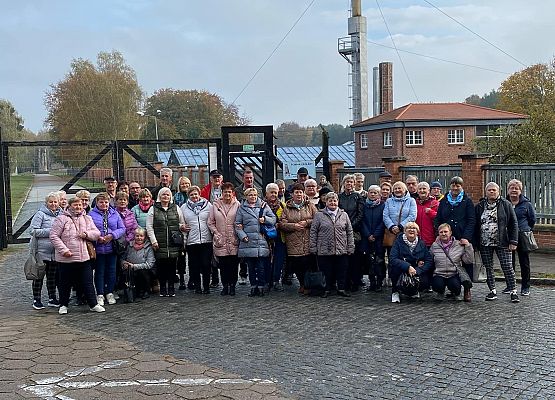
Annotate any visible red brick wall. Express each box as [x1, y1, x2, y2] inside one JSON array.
[[355, 125, 475, 167], [535, 226, 555, 250]]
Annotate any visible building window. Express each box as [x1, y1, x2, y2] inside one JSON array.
[[360, 133, 368, 149], [405, 130, 423, 146], [448, 129, 465, 144], [383, 131, 392, 147]]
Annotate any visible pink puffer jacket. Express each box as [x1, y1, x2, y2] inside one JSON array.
[[49, 211, 101, 263]]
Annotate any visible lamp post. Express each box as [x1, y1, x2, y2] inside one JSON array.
[[137, 110, 162, 159]]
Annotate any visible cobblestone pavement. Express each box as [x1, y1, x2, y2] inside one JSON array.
[[3, 245, 555, 399], [0, 247, 288, 400]]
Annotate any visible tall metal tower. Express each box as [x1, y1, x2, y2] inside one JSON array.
[[338, 0, 368, 124]]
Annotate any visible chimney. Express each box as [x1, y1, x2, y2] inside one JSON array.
[[379, 62, 393, 114]]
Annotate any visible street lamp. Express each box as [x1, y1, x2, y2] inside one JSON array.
[[137, 109, 162, 159]]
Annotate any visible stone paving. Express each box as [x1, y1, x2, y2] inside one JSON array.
[[3, 244, 555, 399]]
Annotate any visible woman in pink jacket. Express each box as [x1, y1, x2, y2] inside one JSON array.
[[207, 182, 240, 296], [50, 197, 104, 315]]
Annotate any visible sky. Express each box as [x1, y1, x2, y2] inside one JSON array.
[[1, 0, 554, 133]]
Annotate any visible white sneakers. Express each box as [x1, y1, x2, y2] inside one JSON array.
[[106, 293, 116, 305], [391, 292, 400, 303], [58, 306, 68, 315], [90, 304, 106, 313], [97, 295, 105, 306]]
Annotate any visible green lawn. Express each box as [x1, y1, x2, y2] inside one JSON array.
[[10, 174, 34, 215]]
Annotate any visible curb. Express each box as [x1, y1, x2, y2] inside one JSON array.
[[494, 275, 555, 286], [13, 175, 35, 223]]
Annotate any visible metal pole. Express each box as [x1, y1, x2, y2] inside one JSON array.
[[153, 116, 160, 157]]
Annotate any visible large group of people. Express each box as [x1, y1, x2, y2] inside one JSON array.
[[28, 166, 537, 315]]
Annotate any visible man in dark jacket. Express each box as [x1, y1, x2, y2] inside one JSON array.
[[434, 176, 476, 282]]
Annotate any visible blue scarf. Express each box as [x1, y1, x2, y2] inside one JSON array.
[[187, 199, 206, 215], [447, 190, 464, 206], [366, 198, 381, 207]]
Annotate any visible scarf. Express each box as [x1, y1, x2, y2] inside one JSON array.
[[440, 237, 454, 253], [139, 200, 152, 212], [102, 210, 109, 234], [266, 198, 282, 215], [187, 198, 206, 215], [292, 200, 303, 210], [133, 241, 145, 251], [402, 234, 419, 253], [66, 208, 83, 218], [447, 190, 464, 206], [366, 198, 381, 206]]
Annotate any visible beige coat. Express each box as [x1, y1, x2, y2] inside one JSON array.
[[208, 198, 240, 257], [309, 208, 354, 256], [280, 200, 317, 257], [430, 238, 474, 278]]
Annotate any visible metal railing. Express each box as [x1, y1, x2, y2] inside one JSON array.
[[484, 164, 555, 224], [400, 165, 462, 190], [337, 167, 385, 187]]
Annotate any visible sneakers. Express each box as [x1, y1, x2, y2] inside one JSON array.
[[58, 306, 68, 315], [33, 299, 45, 310], [113, 292, 120, 300], [501, 287, 511, 294], [90, 304, 106, 312], [106, 293, 116, 305], [410, 292, 420, 299], [485, 291, 498, 301], [391, 292, 400, 303], [96, 295, 105, 306], [47, 298, 60, 307], [273, 282, 284, 291], [455, 294, 464, 301], [511, 293, 520, 303], [238, 277, 248, 285], [521, 287, 530, 296]]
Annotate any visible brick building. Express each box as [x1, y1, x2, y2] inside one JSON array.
[[352, 103, 527, 167]]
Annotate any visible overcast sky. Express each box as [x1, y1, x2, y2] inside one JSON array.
[[1, 0, 553, 133]]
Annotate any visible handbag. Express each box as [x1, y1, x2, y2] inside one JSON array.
[[258, 202, 278, 240], [113, 238, 127, 256], [397, 272, 420, 296], [170, 231, 184, 246], [519, 231, 538, 252], [86, 241, 96, 260], [122, 266, 135, 303], [304, 270, 327, 296], [440, 244, 472, 287], [24, 233, 46, 280]]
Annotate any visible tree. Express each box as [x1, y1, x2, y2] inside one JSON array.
[[465, 89, 499, 109], [472, 61, 555, 163], [144, 89, 248, 140]]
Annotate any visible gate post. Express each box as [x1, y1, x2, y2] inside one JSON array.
[[0, 127, 7, 249], [112, 141, 125, 182]]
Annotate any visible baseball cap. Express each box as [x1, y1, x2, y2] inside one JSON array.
[[430, 181, 443, 189], [379, 171, 392, 178], [297, 167, 309, 175], [104, 176, 117, 182], [210, 169, 223, 177]]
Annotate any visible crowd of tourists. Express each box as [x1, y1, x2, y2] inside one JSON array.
[[28, 166, 537, 314]]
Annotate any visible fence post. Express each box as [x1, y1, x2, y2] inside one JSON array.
[[0, 127, 6, 249], [459, 153, 491, 203], [382, 156, 407, 183], [329, 160, 345, 191]]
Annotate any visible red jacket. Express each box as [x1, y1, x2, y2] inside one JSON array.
[[200, 183, 212, 201], [416, 197, 439, 247]]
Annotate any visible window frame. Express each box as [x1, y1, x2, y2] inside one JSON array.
[[448, 129, 465, 144], [383, 131, 392, 148], [360, 133, 368, 149], [405, 130, 423, 146]]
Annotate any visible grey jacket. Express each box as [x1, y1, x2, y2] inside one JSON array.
[[430, 238, 474, 278], [310, 208, 355, 256], [122, 240, 156, 270], [235, 199, 276, 258], [29, 204, 62, 262]]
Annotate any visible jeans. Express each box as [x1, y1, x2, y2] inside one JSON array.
[[272, 239, 287, 283], [58, 261, 97, 308], [94, 253, 117, 295], [246, 257, 267, 288], [432, 275, 462, 296]]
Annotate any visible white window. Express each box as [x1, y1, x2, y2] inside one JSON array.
[[448, 129, 465, 144], [360, 133, 368, 149], [383, 131, 392, 147], [405, 130, 423, 146]]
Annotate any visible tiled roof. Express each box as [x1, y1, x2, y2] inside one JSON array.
[[160, 144, 355, 168], [352, 103, 528, 127]]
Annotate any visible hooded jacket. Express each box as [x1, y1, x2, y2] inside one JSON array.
[[30, 204, 62, 262], [434, 191, 475, 242], [208, 198, 240, 257], [430, 238, 474, 278], [235, 198, 276, 258], [89, 206, 126, 254], [181, 199, 213, 245], [383, 192, 417, 231], [280, 199, 317, 257], [309, 208, 355, 256], [507, 194, 536, 232], [49, 210, 101, 263], [415, 196, 439, 247], [360, 199, 386, 253], [122, 240, 156, 270]]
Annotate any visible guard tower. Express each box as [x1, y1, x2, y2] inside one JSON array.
[[338, 0, 368, 124]]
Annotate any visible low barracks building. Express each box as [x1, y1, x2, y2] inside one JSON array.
[[352, 103, 527, 167]]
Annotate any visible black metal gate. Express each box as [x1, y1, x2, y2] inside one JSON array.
[[0, 138, 221, 247], [221, 125, 279, 191]]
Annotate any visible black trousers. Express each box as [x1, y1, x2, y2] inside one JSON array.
[[187, 243, 213, 291], [32, 260, 58, 300], [133, 269, 153, 295], [318, 255, 348, 291], [432, 275, 462, 296], [156, 257, 177, 292], [58, 261, 97, 308], [218, 255, 239, 287], [512, 248, 531, 289], [289, 255, 315, 288]]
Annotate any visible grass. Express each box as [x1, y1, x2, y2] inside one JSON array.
[[10, 174, 34, 216], [50, 174, 105, 190]]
